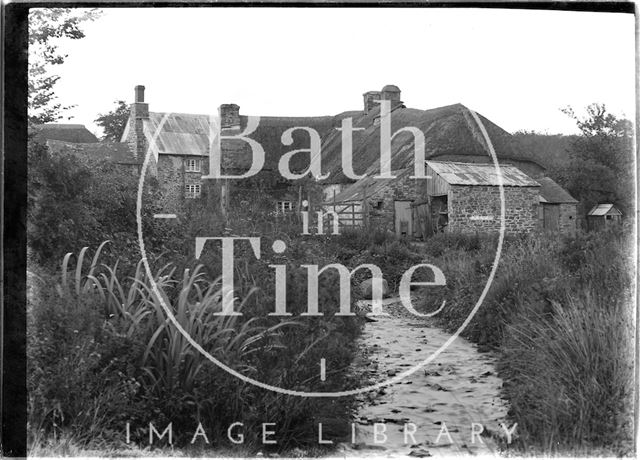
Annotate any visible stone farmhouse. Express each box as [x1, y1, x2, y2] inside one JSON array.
[[44, 84, 578, 237]]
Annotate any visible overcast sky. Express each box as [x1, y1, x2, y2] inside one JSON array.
[[48, 7, 635, 137]]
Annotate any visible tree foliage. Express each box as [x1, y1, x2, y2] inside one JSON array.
[[29, 8, 101, 123], [556, 104, 634, 217], [95, 100, 130, 141], [27, 136, 170, 267]]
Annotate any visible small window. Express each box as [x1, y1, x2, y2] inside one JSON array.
[[185, 184, 201, 199], [186, 159, 202, 172], [277, 201, 293, 213], [606, 215, 612, 220]]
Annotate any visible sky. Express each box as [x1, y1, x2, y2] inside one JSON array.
[[44, 7, 636, 137]]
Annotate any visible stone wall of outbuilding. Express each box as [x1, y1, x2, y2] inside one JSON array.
[[447, 185, 539, 234]]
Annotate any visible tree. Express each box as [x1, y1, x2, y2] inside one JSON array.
[[29, 8, 101, 123], [557, 103, 634, 217], [95, 100, 130, 141]]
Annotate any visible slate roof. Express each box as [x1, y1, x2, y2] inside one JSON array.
[[46, 139, 139, 165], [537, 177, 578, 204], [142, 112, 211, 156], [140, 111, 340, 171], [426, 161, 540, 187], [588, 203, 622, 216], [328, 169, 411, 203], [34, 123, 98, 143]]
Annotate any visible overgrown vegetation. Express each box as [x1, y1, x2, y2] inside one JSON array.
[[28, 241, 366, 453], [27, 142, 424, 453], [515, 105, 634, 219], [27, 104, 634, 455], [416, 230, 635, 455], [94, 100, 130, 141]]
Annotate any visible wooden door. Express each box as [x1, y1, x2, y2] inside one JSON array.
[[394, 201, 412, 237], [543, 204, 560, 232]]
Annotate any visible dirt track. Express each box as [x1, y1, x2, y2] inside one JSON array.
[[340, 298, 511, 457]]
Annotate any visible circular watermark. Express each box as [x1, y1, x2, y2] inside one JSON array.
[[135, 109, 506, 397]]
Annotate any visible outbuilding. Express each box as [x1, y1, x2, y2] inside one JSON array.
[[412, 161, 540, 237], [537, 177, 578, 234], [587, 204, 623, 230]]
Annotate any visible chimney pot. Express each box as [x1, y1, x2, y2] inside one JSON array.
[[363, 91, 381, 115], [219, 104, 241, 129], [381, 84, 401, 102], [134, 85, 145, 103]]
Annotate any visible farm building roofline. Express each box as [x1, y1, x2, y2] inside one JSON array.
[[426, 161, 540, 187]]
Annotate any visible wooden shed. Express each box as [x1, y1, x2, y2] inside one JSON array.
[[587, 204, 623, 230], [537, 177, 578, 234]]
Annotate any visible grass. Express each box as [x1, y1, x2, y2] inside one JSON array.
[[28, 222, 634, 455], [415, 229, 635, 455]]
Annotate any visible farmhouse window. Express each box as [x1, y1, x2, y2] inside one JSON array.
[[606, 215, 612, 220], [186, 159, 202, 172], [185, 184, 201, 199], [277, 201, 293, 213]]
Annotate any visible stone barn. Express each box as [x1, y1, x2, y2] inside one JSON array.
[[536, 177, 578, 234], [587, 203, 623, 230], [413, 161, 540, 236]]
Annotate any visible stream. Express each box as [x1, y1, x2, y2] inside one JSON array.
[[339, 298, 511, 457]]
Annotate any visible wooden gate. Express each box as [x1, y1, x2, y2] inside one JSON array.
[[322, 202, 366, 229]]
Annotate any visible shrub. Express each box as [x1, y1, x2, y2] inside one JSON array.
[[29, 242, 366, 452], [415, 230, 634, 453]]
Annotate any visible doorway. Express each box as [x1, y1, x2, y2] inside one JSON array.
[[394, 200, 413, 237]]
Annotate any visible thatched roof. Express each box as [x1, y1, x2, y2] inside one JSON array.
[[318, 103, 540, 184], [537, 177, 577, 204], [34, 123, 98, 143], [130, 102, 542, 181], [46, 139, 139, 165]]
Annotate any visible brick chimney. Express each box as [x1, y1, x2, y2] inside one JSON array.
[[131, 85, 149, 119], [127, 85, 149, 159], [219, 104, 240, 130], [380, 84, 402, 104], [363, 91, 381, 115]]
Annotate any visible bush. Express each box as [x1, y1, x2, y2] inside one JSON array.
[[28, 284, 147, 447], [28, 242, 365, 452], [414, 230, 634, 453]]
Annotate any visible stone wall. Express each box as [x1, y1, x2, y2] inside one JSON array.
[[448, 185, 539, 234], [366, 174, 420, 232], [156, 155, 209, 214], [558, 203, 577, 235]]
